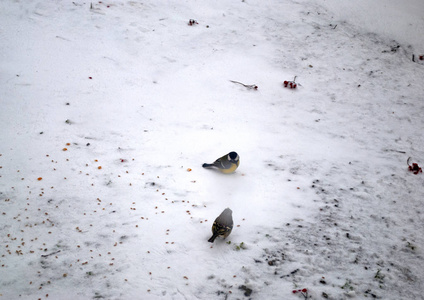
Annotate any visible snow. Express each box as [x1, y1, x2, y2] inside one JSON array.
[[1, 0, 423, 299], [318, 0, 424, 50]]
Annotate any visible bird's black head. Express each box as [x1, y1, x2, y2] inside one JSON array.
[[228, 151, 239, 162]]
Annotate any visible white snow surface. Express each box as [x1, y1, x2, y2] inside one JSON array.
[[1, 0, 424, 299]]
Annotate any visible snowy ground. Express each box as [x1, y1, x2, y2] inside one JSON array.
[[1, 0, 424, 299]]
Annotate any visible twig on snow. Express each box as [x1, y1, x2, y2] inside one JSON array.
[[383, 149, 406, 154], [280, 268, 299, 278], [230, 80, 258, 90], [41, 250, 61, 258]]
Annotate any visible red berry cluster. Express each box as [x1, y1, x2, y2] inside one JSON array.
[[292, 288, 308, 299], [409, 163, 422, 175], [284, 80, 297, 89], [188, 19, 198, 26], [407, 157, 422, 175]]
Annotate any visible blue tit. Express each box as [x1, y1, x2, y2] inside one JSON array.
[[202, 151, 240, 174], [208, 208, 233, 243]]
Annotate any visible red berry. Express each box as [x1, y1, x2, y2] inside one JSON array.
[[292, 290, 297, 294], [419, 55, 424, 60], [302, 288, 307, 293], [89, 77, 92, 79]]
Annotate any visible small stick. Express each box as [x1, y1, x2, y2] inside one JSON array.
[[41, 250, 61, 258], [384, 149, 406, 154], [280, 268, 299, 278], [230, 80, 258, 90]]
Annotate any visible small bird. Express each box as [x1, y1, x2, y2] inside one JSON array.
[[202, 152, 240, 174], [208, 208, 233, 243]]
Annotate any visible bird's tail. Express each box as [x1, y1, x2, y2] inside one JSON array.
[[202, 163, 214, 168], [208, 233, 219, 243]]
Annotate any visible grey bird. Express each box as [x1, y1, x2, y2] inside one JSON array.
[[208, 208, 234, 243]]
